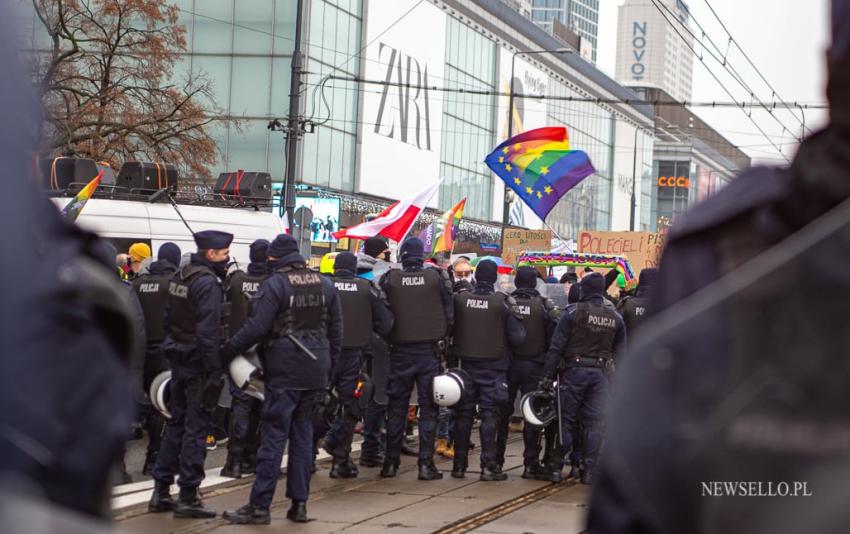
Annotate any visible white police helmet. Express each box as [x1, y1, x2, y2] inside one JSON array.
[[149, 370, 172, 419], [229, 351, 265, 401], [520, 389, 557, 428], [432, 368, 471, 407]]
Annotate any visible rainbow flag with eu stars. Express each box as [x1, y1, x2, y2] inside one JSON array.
[[484, 126, 595, 222]]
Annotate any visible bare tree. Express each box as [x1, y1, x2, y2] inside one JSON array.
[[32, 0, 233, 181]]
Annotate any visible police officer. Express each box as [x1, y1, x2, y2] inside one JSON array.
[[222, 234, 342, 525], [448, 259, 525, 480], [148, 230, 233, 518], [220, 239, 271, 478], [379, 237, 453, 480], [615, 267, 656, 337], [132, 242, 181, 476], [323, 252, 393, 478], [541, 272, 625, 485], [496, 266, 561, 482]]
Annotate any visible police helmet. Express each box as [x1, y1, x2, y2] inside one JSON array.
[[432, 368, 471, 407], [229, 350, 265, 401], [149, 370, 172, 419], [520, 389, 557, 428]]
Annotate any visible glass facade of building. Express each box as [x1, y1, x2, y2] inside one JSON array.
[[438, 18, 497, 220], [531, 0, 599, 64]]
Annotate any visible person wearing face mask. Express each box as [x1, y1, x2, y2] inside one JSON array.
[[148, 230, 233, 519]]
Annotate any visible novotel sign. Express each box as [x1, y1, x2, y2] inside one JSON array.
[[657, 176, 690, 188], [631, 21, 647, 81]]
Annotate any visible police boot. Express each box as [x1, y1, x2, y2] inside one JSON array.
[[359, 452, 384, 468], [241, 455, 256, 475], [286, 500, 308, 523], [220, 452, 242, 479], [568, 464, 581, 480], [451, 460, 466, 479], [417, 460, 443, 480], [480, 465, 508, 482], [380, 459, 399, 478], [142, 451, 157, 477], [173, 487, 217, 519], [580, 467, 594, 485], [223, 504, 271, 525], [148, 481, 175, 513], [330, 458, 359, 479], [523, 462, 562, 483]]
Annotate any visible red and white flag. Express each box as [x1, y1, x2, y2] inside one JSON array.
[[281, 212, 291, 235], [333, 180, 441, 242]]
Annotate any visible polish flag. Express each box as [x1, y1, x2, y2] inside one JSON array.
[[281, 212, 291, 234], [333, 180, 441, 242]]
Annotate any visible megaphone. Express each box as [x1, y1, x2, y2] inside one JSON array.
[[229, 349, 265, 401], [149, 370, 172, 419]]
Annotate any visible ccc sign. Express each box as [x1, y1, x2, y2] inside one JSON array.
[[657, 176, 690, 188]]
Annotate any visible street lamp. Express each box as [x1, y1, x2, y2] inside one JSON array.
[[500, 47, 574, 251]]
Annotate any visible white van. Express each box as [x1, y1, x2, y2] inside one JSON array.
[[50, 197, 286, 265]]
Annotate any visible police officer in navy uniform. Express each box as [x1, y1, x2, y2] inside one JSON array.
[[542, 272, 625, 485], [615, 267, 656, 337], [496, 266, 561, 482], [589, 5, 850, 531], [379, 237, 454, 480], [322, 252, 393, 478], [220, 239, 270, 479], [222, 234, 342, 525], [132, 242, 181, 476], [148, 230, 233, 518], [450, 259, 526, 481]]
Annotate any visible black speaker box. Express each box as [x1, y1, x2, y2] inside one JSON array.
[[116, 161, 179, 192], [214, 170, 272, 200], [40, 157, 99, 190]]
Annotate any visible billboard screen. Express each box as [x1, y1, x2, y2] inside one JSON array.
[[295, 196, 340, 243]]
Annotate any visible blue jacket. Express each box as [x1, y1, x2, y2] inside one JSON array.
[[230, 254, 342, 390], [543, 294, 626, 377], [162, 254, 225, 375]]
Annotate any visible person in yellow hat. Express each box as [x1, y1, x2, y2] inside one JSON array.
[[128, 242, 152, 279]]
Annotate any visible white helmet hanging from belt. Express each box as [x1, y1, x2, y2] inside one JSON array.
[[432, 368, 471, 407], [149, 370, 172, 419], [520, 389, 557, 428], [229, 349, 265, 401]]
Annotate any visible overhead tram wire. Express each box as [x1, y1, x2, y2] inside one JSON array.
[[647, 0, 791, 162], [651, 0, 802, 142], [701, 0, 809, 134]]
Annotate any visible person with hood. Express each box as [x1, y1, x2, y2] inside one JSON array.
[[541, 272, 626, 485], [378, 237, 453, 480], [220, 239, 271, 478], [449, 259, 526, 481], [615, 267, 656, 338], [321, 252, 394, 478], [221, 234, 342, 525], [357, 236, 394, 467], [148, 230, 233, 519], [496, 266, 561, 482], [588, 4, 850, 532], [132, 242, 181, 476]]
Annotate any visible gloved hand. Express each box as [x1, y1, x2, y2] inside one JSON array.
[[220, 343, 237, 367], [201, 375, 224, 413], [537, 376, 554, 392]]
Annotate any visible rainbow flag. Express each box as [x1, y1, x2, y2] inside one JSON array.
[[484, 127, 595, 222], [62, 170, 103, 221], [432, 198, 466, 254]]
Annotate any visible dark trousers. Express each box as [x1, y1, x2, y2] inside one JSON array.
[[228, 381, 261, 457], [324, 351, 362, 461], [151, 366, 211, 489], [385, 348, 440, 464], [145, 406, 166, 455], [556, 366, 609, 471], [497, 358, 558, 467], [249, 388, 317, 509], [361, 399, 386, 457], [453, 364, 508, 471]]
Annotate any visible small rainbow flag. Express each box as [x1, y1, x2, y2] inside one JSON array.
[[484, 126, 595, 222], [432, 197, 466, 255], [62, 170, 103, 221]]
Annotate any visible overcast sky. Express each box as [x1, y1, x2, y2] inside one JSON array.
[[596, 0, 831, 165]]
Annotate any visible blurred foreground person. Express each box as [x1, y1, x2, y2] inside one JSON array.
[[0, 4, 137, 529], [589, 4, 850, 533]]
